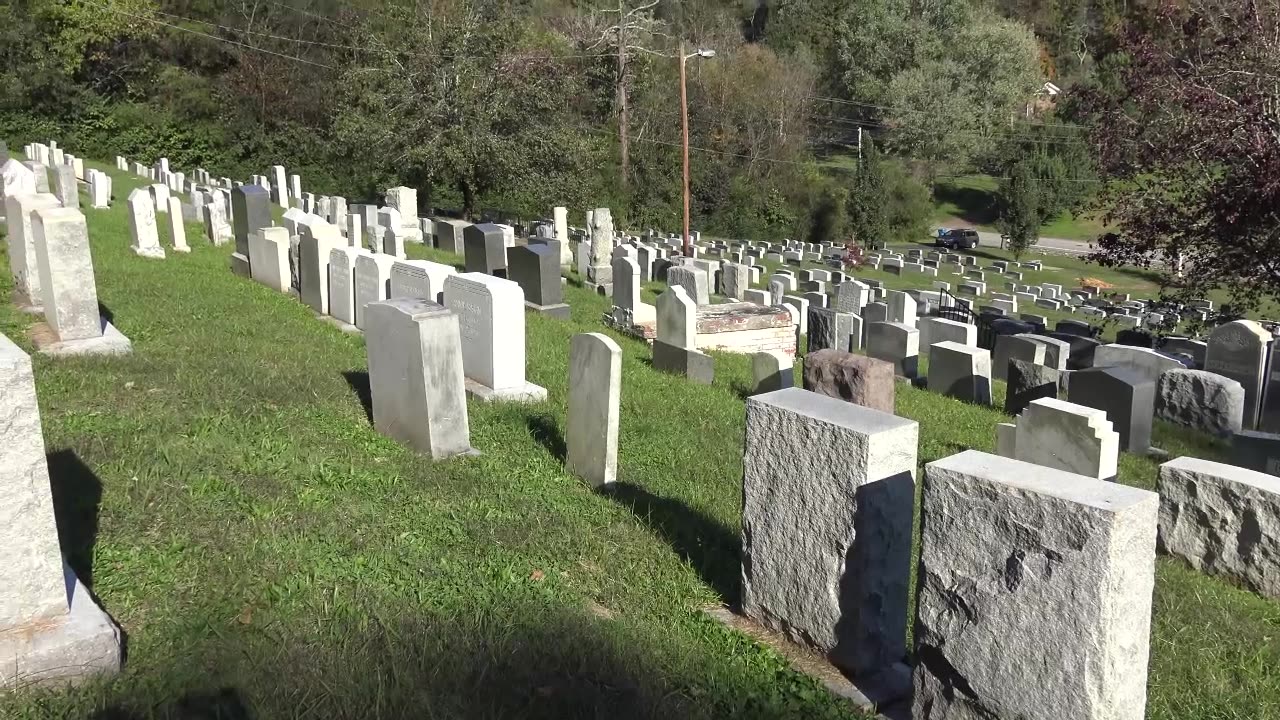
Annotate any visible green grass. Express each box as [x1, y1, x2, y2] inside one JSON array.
[[932, 173, 1108, 243], [0, 153, 1278, 719]]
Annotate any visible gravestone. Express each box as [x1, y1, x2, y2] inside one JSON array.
[[299, 223, 343, 314], [919, 317, 975, 349], [52, 164, 78, 209], [610, 256, 655, 325], [1046, 332, 1102, 370], [652, 286, 714, 384], [992, 333, 1046, 382], [806, 307, 861, 354], [1093, 344, 1185, 384], [553, 206, 571, 265], [1001, 398, 1120, 481], [567, 333, 622, 487], [833, 280, 869, 313], [353, 253, 397, 330], [751, 350, 794, 394], [164, 197, 189, 253], [586, 208, 614, 292], [914, 450, 1157, 720], [1068, 366, 1156, 454], [231, 185, 271, 276], [668, 265, 710, 306], [463, 222, 508, 277], [1156, 369, 1244, 437], [271, 165, 288, 207], [866, 322, 919, 379], [744, 387, 917, 679], [383, 186, 423, 242], [126, 188, 165, 259], [32, 207, 131, 356], [0, 331, 123, 688], [928, 341, 992, 404], [802, 349, 895, 413], [1005, 359, 1059, 416], [328, 246, 370, 327], [435, 218, 469, 254], [364, 299, 474, 459], [1158, 456, 1280, 598], [721, 262, 749, 301], [443, 273, 548, 402], [507, 243, 570, 318], [88, 170, 111, 209], [389, 261, 434, 303], [1055, 319, 1094, 337], [1205, 319, 1272, 429], [5, 192, 61, 309], [885, 290, 917, 327], [248, 227, 291, 293], [1116, 328, 1155, 348]]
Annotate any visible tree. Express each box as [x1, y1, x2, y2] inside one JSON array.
[[1081, 0, 1280, 317], [997, 159, 1041, 258], [846, 140, 889, 246]]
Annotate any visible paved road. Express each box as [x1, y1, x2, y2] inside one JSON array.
[[973, 230, 1093, 257]]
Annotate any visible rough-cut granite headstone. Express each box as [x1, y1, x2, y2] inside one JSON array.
[[744, 387, 917, 678], [915, 450, 1157, 720], [1005, 358, 1059, 416], [802, 349, 895, 413], [1156, 369, 1244, 437], [567, 333, 621, 487], [1158, 456, 1280, 598]]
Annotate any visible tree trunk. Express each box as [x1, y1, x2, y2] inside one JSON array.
[[460, 179, 476, 221], [617, 1, 629, 190]]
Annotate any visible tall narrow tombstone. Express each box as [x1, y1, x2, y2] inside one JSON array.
[[553, 206, 571, 265], [567, 333, 622, 487], [507, 243, 570, 318], [1068, 366, 1156, 453], [0, 331, 123, 688], [353, 253, 398, 329], [928, 341, 992, 404], [383, 187, 422, 241], [915, 450, 1157, 720], [5, 192, 61, 309], [721, 262, 749, 300], [743, 387, 917, 681], [299, 223, 343, 314], [271, 165, 288, 207], [443, 273, 548, 402], [126, 188, 165, 259], [328, 246, 370, 327], [289, 174, 302, 205], [1206, 319, 1272, 429], [586, 208, 614, 292], [164, 197, 189, 253], [463, 223, 508, 277], [611, 255, 655, 325], [652, 286, 714, 384], [52, 164, 78, 209], [148, 183, 170, 214], [248, 227, 291, 293], [364, 299, 474, 459], [25, 161, 50, 193], [87, 170, 110, 209], [231, 185, 271, 276], [1158, 456, 1280, 598]]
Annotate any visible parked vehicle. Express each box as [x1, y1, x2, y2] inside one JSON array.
[[935, 228, 980, 249]]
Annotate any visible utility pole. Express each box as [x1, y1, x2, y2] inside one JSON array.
[[679, 44, 715, 257], [857, 127, 863, 163], [618, 0, 629, 189]]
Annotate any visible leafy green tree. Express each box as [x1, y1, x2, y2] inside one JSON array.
[[846, 141, 889, 247], [996, 160, 1041, 258]]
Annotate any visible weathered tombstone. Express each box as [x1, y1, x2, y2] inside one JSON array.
[[928, 341, 992, 404], [248, 227, 291, 293], [463, 222, 508, 277], [328, 246, 370, 327], [1093, 344, 1185, 384], [668, 265, 710, 305], [24, 161, 50, 192], [807, 307, 861, 354], [52, 163, 78, 209], [721, 262, 749, 300], [443, 273, 548, 402], [148, 183, 170, 215], [1158, 456, 1280, 598], [231, 185, 271, 275], [802, 349, 895, 413], [652, 286, 714, 384], [914, 450, 1157, 720], [1156, 369, 1245, 437], [586, 208, 614, 292], [389, 260, 434, 303], [507, 243, 570, 319], [885, 290, 917, 327], [0, 331, 123, 688], [353, 253, 398, 330], [751, 350, 794, 394], [833, 280, 869, 313], [126, 188, 165, 259], [364, 299, 474, 459], [5, 192, 61, 309], [435, 218, 469, 254], [383, 186, 423, 242], [553, 206, 571, 265], [567, 333, 622, 487], [744, 386, 916, 682], [866, 322, 919, 379], [299, 222, 343, 314], [992, 333, 1046, 382], [1005, 358, 1059, 416], [1205, 319, 1272, 429], [164, 196, 189, 253], [610, 255, 656, 325], [1001, 397, 1120, 480], [1068, 366, 1156, 454], [919, 316, 975, 349]]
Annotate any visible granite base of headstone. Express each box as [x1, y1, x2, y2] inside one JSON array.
[[652, 340, 715, 385]]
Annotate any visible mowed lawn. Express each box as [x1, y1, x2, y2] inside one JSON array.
[[0, 156, 1278, 719]]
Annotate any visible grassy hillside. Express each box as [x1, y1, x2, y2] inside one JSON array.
[[0, 155, 1276, 719]]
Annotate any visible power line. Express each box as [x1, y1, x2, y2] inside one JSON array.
[[806, 94, 1094, 131]]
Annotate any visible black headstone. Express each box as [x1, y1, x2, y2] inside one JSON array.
[[231, 185, 271, 257], [1055, 319, 1095, 337], [1045, 332, 1102, 370], [1116, 329, 1155, 348], [1231, 430, 1280, 475], [990, 318, 1034, 337], [507, 243, 563, 307], [463, 222, 507, 277], [1067, 366, 1156, 453], [1005, 359, 1060, 416]]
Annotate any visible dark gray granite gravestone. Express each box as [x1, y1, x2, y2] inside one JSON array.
[[507, 243, 569, 319], [1067, 366, 1155, 453], [463, 222, 507, 277], [1005, 359, 1060, 416]]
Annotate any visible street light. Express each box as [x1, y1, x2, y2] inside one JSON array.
[[679, 43, 715, 257]]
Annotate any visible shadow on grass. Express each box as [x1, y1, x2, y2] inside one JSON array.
[[526, 411, 567, 463], [602, 482, 741, 606], [933, 183, 997, 226], [80, 602, 804, 720], [48, 449, 102, 589], [341, 370, 373, 424], [729, 379, 755, 401]]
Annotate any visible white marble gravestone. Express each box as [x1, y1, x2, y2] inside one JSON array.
[[443, 273, 547, 402]]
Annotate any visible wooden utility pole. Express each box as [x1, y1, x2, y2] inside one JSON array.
[[617, 0, 629, 188], [680, 39, 691, 257]]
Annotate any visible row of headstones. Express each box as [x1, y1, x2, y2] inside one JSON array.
[[1, 151, 132, 356], [742, 383, 1280, 717]]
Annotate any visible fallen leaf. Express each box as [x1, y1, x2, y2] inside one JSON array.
[[236, 605, 254, 625], [529, 569, 545, 582]]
